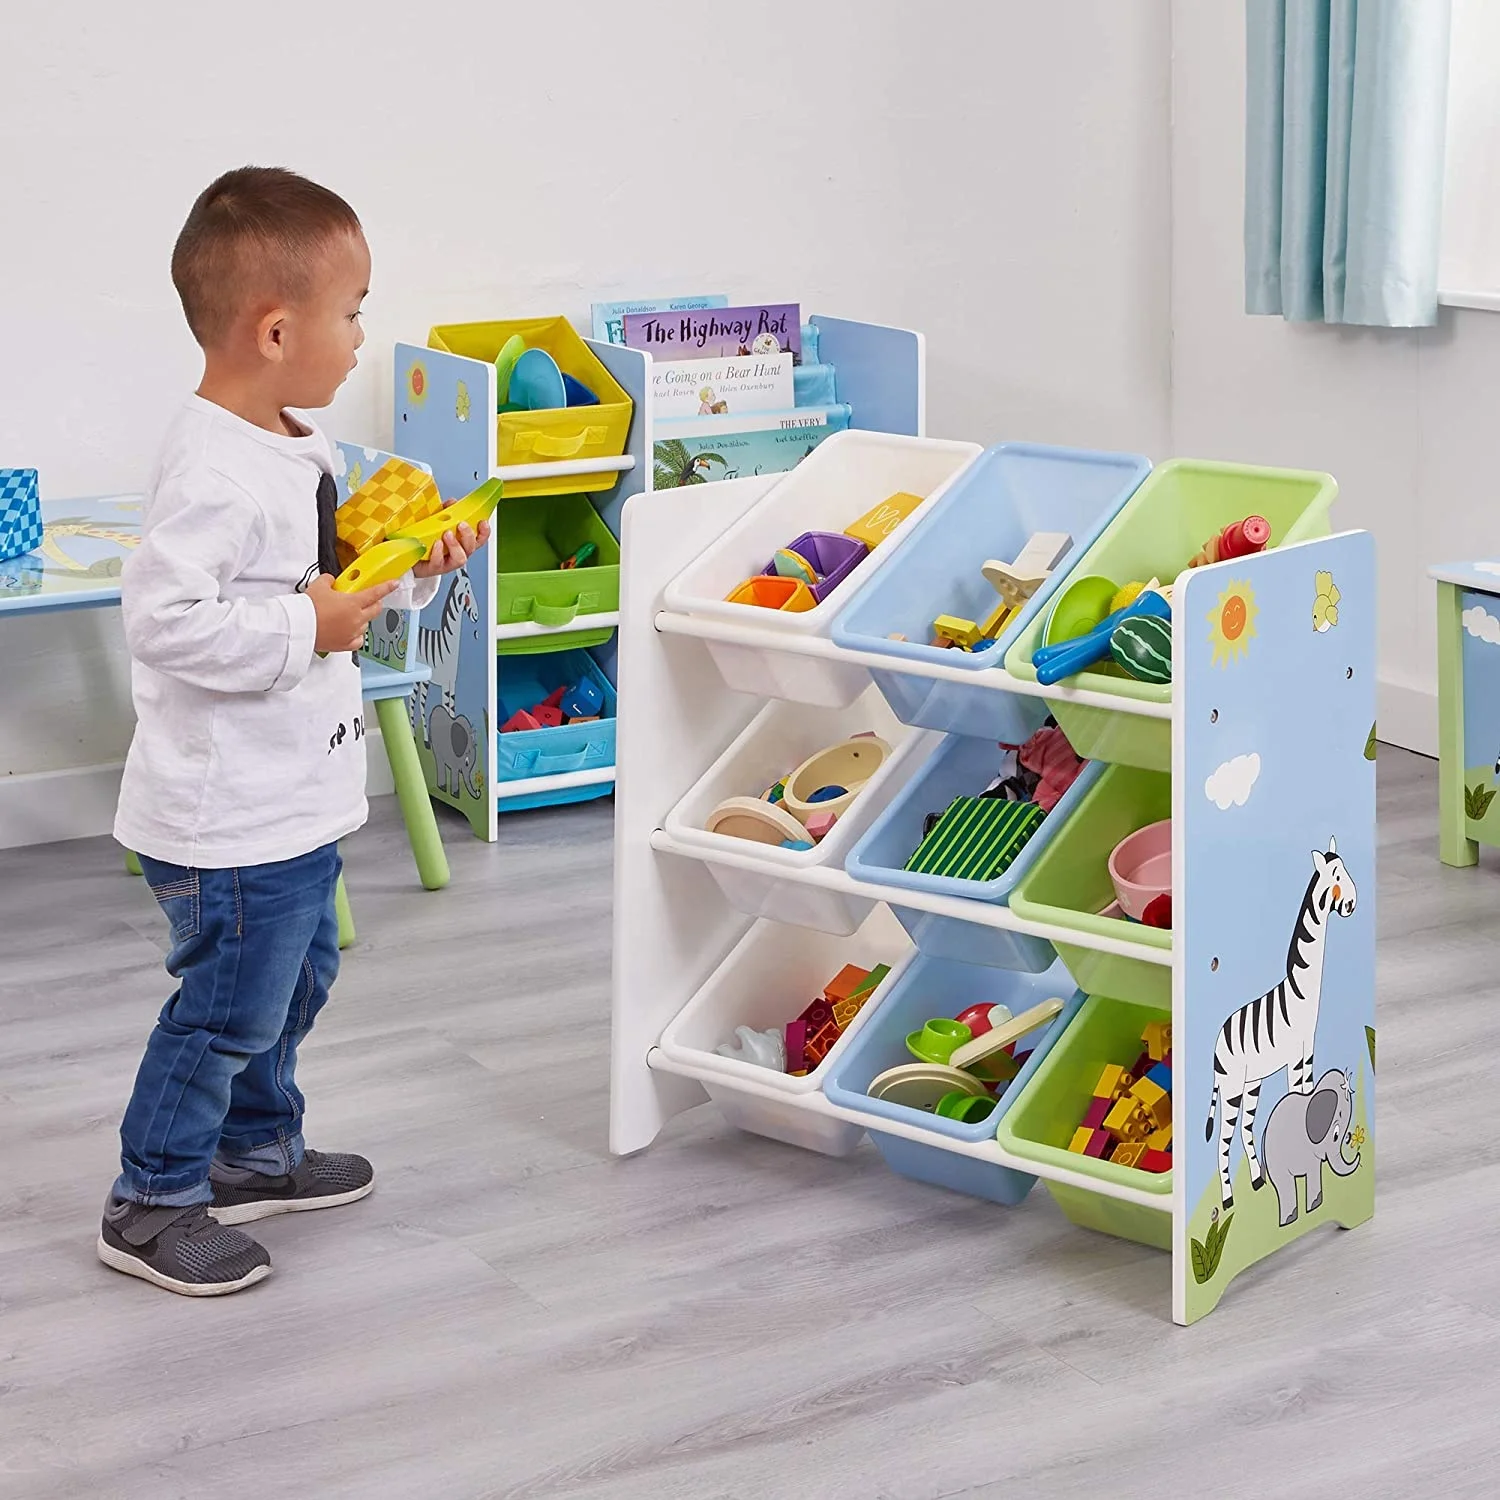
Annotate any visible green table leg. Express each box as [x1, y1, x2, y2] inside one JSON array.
[[124, 849, 142, 877], [1438, 580, 1479, 868], [374, 693, 450, 891], [336, 873, 356, 949]]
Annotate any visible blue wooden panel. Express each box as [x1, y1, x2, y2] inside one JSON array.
[[394, 343, 496, 839], [0, 496, 140, 615], [584, 339, 649, 542], [809, 315, 923, 439], [1176, 531, 1376, 1323]]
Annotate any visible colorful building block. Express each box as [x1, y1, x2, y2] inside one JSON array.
[[531, 704, 564, 729], [1111, 1141, 1147, 1169], [831, 998, 863, 1029], [1068, 1126, 1095, 1154], [804, 810, 838, 841], [1146, 1123, 1173, 1152], [848, 964, 890, 1001], [1128, 1076, 1171, 1132], [1144, 1061, 1172, 1095], [803, 1020, 841, 1067], [1081, 1096, 1112, 1131], [1080, 1128, 1113, 1159], [932, 614, 983, 650], [1140, 1149, 1172, 1173], [1094, 1064, 1133, 1102], [784, 1019, 808, 1073], [500, 710, 541, 734], [1141, 1020, 1172, 1062], [1103, 1097, 1151, 1142], [843, 490, 925, 550], [822, 965, 872, 1005], [800, 997, 835, 1033]]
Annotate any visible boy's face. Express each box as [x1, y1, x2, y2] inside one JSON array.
[[276, 230, 370, 409]]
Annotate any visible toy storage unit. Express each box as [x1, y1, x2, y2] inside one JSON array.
[[396, 316, 927, 838], [612, 463, 1377, 1326]]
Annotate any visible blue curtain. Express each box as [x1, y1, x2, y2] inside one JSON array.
[[1245, 0, 1452, 327]]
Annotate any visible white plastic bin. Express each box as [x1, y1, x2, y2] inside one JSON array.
[[663, 432, 982, 706], [663, 686, 940, 935], [659, 908, 915, 1154]]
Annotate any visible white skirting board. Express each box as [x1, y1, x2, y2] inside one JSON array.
[[0, 727, 399, 851], [1378, 675, 1437, 759]]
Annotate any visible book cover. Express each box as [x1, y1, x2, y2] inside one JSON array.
[[652, 405, 852, 488], [590, 295, 727, 345], [623, 302, 802, 361], [650, 353, 794, 419]]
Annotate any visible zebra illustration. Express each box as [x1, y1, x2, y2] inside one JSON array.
[[1204, 837, 1358, 1210], [413, 569, 478, 743]]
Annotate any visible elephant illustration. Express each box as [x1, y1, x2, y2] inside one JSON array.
[[1259, 1068, 1360, 1227], [428, 703, 481, 800], [364, 605, 410, 666]]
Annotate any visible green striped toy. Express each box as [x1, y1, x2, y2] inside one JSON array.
[[1110, 614, 1173, 684], [904, 797, 1045, 882]]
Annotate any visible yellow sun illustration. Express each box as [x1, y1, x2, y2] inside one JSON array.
[[1208, 579, 1258, 667], [406, 360, 429, 408]]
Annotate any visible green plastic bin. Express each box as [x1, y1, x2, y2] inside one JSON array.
[[497, 492, 620, 656], [1004, 459, 1337, 769], [1007, 764, 1170, 1007], [996, 992, 1171, 1249]]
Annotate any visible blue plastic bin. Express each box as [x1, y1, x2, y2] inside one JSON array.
[[498, 649, 616, 812], [829, 443, 1150, 739], [824, 955, 1084, 1205], [844, 733, 1105, 970]]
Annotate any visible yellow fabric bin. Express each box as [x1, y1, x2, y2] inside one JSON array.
[[427, 317, 633, 497]]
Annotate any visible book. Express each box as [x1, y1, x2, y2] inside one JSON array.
[[649, 353, 794, 419], [590, 295, 727, 345], [623, 302, 802, 361], [652, 405, 852, 488]]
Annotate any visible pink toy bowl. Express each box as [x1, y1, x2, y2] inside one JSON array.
[[1107, 819, 1172, 921]]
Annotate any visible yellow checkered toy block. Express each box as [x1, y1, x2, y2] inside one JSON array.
[[335, 459, 444, 572]]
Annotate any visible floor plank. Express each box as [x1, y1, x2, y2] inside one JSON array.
[[1, 751, 1495, 1499]]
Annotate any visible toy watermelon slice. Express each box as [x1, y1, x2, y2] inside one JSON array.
[[1110, 613, 1172, 683]]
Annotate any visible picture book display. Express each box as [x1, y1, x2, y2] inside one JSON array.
[[590, 295, 727, 345], [649, 353, 794, 419], [652, 405, 852, 488], [623, 303, 802, 362]]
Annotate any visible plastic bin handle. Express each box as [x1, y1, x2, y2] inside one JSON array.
[[512, 427, 606, 459]]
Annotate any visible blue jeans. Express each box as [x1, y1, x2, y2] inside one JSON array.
[[114, 843, 342, 1206]]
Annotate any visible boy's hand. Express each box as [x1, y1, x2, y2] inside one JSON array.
[[413, 520, 490, 578], [306, 574, 400, 654]]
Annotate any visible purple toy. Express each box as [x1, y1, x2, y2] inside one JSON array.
[[762, 530, 868, 604]]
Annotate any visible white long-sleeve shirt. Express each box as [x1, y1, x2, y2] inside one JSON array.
[[114, 396, 436, 868]]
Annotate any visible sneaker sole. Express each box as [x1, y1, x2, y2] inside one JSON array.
[[207, 1179, 375, 1226], [96, 1236, 272, 1297]]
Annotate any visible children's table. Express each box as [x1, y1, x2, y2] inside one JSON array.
[[1431, 559, 1500, 866], [0, 494, 451, 902]]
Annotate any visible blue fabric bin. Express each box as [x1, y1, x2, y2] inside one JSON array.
[[823, 955, 1084, 1205], [829, 443, 1150, 739], [844, 732, 1104, 970], [498, 649, 616, 811]]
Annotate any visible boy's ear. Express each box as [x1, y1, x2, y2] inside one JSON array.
[[255, 307, 289, 362]]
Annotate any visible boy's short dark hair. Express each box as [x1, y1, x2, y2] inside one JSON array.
[[171, 166, 362, 348]]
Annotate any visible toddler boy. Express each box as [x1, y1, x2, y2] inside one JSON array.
[[99, 167, 487, 1295]]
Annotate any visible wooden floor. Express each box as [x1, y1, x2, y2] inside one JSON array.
[[2, 747, 1498, 1498]]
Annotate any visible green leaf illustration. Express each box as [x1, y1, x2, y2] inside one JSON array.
[[1466, 783, 1497, 821], [653, 462, 681, 490], [1364, 723, 1377, 761], [1190, 1236, 1210, 1284], [655, 438, 689, 473], [1366, 1024, 1376, 1073]]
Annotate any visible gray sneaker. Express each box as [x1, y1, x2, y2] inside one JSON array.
[[98, 1198, 272, 1296], [208, 1149, 375, 1226]]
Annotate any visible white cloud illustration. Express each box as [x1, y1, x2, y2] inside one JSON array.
[[1205, 752, 1261, 810], [363, 446, 380, 462], [1463, 605, 1500, 644], [1474, 562, 1500, 577], [332, 446, 347, 478]]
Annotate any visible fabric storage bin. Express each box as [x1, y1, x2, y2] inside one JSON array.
[[1004, 459, 1337, 771], [498, 649, 616, 810], [496, 492, 621, 654], [830, 444, 1150, 739], [1007, 764, 1171, 1006], [823, 955, 1084, 1205], [845, 734, 1106, 971], [664, 686, 939, 936], [663, 432, 982, 706], [995, 992, 1172, 1248], [428, 318, 633, 497], [658, 908, 915, 1155]]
